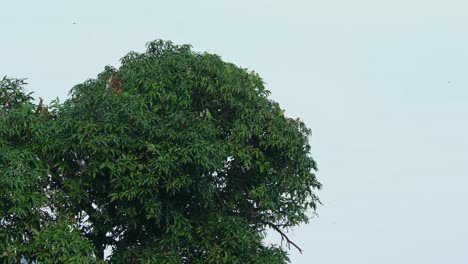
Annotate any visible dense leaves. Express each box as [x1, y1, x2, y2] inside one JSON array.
[[0, 40, 321, 263], [0, 77, 94, 263]]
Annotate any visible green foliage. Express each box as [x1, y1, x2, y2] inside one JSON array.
[[0, 77, 95, 263], [0, 40, 321, 263]]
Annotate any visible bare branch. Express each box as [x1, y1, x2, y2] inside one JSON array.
[[266, 222, 303, 254]]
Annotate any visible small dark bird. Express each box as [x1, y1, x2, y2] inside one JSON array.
[[73, 22, 76, 25], [35, 97, 45, 116]]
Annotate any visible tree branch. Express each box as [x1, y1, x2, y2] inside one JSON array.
[[266, 222, 303, 254]]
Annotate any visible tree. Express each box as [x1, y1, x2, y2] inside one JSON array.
[[0, 40, 321, 263], [0, 77, 95, 263]]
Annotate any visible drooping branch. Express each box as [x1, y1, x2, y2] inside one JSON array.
[[265, 222, 303, 254]]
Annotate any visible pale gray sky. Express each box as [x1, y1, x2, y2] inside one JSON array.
[[2, 1, 468, 263]]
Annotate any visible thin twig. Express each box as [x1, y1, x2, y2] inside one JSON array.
[[266, 222, 303, 254]]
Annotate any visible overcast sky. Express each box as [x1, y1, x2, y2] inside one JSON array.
[[2, 1, 468, 263]]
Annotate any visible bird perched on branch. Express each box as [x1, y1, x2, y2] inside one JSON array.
[[106, 73, 122, 94], [35, 97, 45, 116]]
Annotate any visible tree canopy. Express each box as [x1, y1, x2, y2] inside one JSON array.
[[0, 40, 321, 263]]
